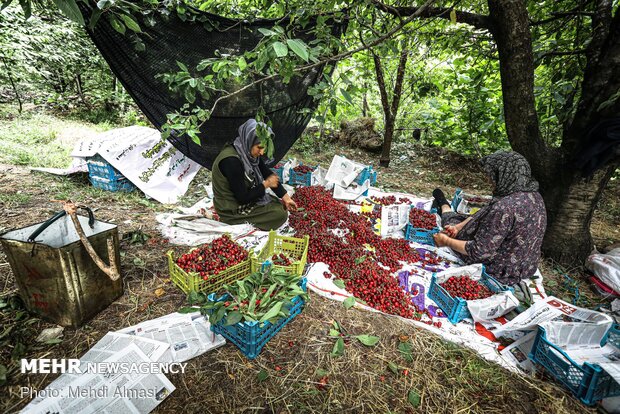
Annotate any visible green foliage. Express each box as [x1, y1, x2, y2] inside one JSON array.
[[2, 0, 607, 160], [0, 5, 141, 124], [199, 268, 307, 327]]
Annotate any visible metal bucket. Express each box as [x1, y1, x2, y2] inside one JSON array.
[[0, 211, 123, 327]]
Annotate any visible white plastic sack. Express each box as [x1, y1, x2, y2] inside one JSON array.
[[586, 248, 620, 293], [467, 290, 519, 323]]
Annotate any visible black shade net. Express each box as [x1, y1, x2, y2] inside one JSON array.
[[80, 2, 346, 169]]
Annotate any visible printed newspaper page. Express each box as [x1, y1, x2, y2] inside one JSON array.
[[380, 204, 410, 237], [491, 296, 613, 338], [22, 344, 175, 414], [118, 312, 225, 362]]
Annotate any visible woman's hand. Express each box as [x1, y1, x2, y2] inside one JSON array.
[[263, 174, 279, 189], [282, 194, 298, 211], [432, 232, 451, 247], [444, 225, 459, 238]]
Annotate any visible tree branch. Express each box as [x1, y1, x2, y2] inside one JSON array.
[[390, 46, 409, 119], [530, 11, 595, 26], [371, 0, 494, 32], [199, 0, 437, 123], [536, 49, 587, 60], [372, 52, 391, 120]]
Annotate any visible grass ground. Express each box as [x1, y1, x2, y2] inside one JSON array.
[[0, 108, 617, 413]]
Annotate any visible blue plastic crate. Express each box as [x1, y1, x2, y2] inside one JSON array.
[[530, 325, 620, 405], [355, 167, 377, 186], [428, 266, 513, 324], [450, 188, 463, 212], [87, 154, 124, 181], [273, 165, 286, 182], [404, 224, 440, 246], [206, 278, 307, 359], [288, 166, 316, 186], [90, 176, 136, 192]]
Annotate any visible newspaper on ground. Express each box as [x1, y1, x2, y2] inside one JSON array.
[[30, 157, 88, 176], [380, 203, 412, 237], [71, 126, 202, 204], [22, 314, 225, 413], [23, 344, 175, 414], [490, 296, 613, 338], [118, 312, 225, 362], [324, 155, 367, 188], [22, 334, 171, 413], [332, 180, 370, 201], [499, 331, 538, 374]]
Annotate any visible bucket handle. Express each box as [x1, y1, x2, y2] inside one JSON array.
[[60, 202, 120, 282], [27, 209, 95, 243]]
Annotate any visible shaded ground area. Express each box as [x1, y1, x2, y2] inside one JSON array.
[[1, 127, 618, 413]]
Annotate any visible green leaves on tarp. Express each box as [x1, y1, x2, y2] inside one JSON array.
[[343, 296, 356, 309]]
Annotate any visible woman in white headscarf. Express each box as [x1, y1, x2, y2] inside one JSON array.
[[211, 119, 297, 231]]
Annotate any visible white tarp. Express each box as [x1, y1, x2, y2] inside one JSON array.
[[72, 126, 201, 204]]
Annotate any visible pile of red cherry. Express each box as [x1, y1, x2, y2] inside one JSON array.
[[175, 235, 249, 281], [271, 253, 293, 266], [289, 186, 446, 318], [408, 208, 438, 230], [292, 165, 315, 174], [440, 275, 493, 300]]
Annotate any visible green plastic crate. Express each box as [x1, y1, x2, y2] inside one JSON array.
[[167, 249, 252, 295], [251, 231, 309, 276]]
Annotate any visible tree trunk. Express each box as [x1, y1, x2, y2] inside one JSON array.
[[541, 164, 618, 264], [0, 54, 23, 114], [487, 0, 550, 182], [373, 46, 408, 168]]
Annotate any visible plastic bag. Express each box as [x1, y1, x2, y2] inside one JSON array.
[[586, 248, 620, 293], [467, 290, 519, 323]]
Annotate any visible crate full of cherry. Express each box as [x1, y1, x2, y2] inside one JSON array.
[[428, 264, 515, 324], [405, 207, 440, 246], [167, 234, 251, 295], [288, 164, 318, 186], [251, 230, 309, 276]]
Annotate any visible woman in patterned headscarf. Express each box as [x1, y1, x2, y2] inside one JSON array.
[[431, 151, 547, 285], [212, 119, 297, 231]]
